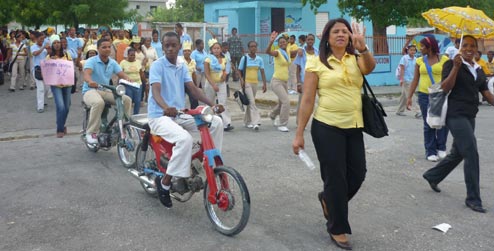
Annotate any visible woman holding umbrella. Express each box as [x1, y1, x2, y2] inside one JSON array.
[[422, 35, 494, 213]]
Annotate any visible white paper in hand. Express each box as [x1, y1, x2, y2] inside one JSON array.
[[432, 223, 451, 233], [119, 79, 141, 89]]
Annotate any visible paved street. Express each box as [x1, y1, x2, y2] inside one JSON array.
[[1, 77, 494, 251]]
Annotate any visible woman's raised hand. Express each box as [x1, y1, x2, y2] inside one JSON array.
[[270, 31, 279, 41], [351, 23, 367, 52]]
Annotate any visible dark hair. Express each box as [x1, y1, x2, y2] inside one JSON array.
[[103, 32, 113, 40], [462, 35, 478, 48], [298, 34, 306, 42], [127, 47, 136, 55], [50, 41, 65, 58], [290, 35, 296, 39], [420, 36, 440, 55], [97, 38, 111, 48], [152, 29, 159, 35], [307, 34, 315, 39], [277, 36, 287, 43], [34, 31, 44, 38], [247, 41, 257, 47], [232, 27, 237, 32], [404, 44, 416, 54], [221, 41, 229, 47], [162, 31, 179, 41], [319, 18, 356, 70], [175, 23, 183, 29], [195, 39, 203, 46]]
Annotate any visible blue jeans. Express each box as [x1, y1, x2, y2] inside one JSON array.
[[51, 86, 72, 133], [125, 85, 142, 114], [418, 93, 449, 157]]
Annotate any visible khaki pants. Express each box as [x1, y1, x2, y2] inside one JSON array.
[[83, 89, 132, 134], [243, 82, 261, 126], [397, 81, 419, 114], [204, 80, 231, 127], [10, 58, 26, 90], [270, 78, 290, 126], [288, 62, 297, 91]]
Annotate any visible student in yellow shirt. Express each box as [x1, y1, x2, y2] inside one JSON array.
[[266, 31, 291, 132], [475, 51, 492, 76], [288, 34, 299, 94], [293, 18, 376, 250], [120, 48, 145, 114]]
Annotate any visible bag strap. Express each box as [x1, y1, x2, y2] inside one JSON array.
[[362, 75, 377, 100], [10, 43, 24, 65], [240, 55, 247, 93], [423, 55, 436, 85]]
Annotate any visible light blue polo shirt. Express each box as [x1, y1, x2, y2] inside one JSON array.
[[30, 44, 47, 68], [147, 57, 192, 118], [82, 56, 122, 94], [191, 49, 208, 73], [151, 40, 163, 58], [399, 54, 416, 82], [66, 36, 83, 59], [293, 46, 319, 83]]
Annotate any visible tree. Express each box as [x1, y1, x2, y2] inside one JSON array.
[[1, 0, 136, 29], [149, 0, 204, 22], [301, 0, 494, 54]]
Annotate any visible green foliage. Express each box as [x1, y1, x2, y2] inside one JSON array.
[[149, 0, 204, 22], [0, 0, 136, 28], [300, 0, 326, 13]]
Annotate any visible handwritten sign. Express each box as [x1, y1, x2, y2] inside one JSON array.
[[40, 59, 75, 86]]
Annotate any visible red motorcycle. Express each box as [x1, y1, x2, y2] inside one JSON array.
[[129, 106, 250, 236]]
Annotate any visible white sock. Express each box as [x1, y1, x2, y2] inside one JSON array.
[[162, 183, 170, 190]]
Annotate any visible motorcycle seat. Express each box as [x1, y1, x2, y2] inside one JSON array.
[[130, 113, 149, 128]]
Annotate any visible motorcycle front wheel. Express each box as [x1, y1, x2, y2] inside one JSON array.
[[203, 166, 250, 236], [117, 126, 139, 168]]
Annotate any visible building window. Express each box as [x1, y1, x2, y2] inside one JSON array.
[[136, 5, 140, 9], [316, 12, 329, 37], [150, 6, 157, 12]]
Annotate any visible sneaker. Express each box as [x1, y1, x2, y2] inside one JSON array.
[[9, 88, 15, 92], [37, 108, 44, 113], [30, 86, 34, 90], [155, 176, 172, 208], [426, 155, 439, 162], [415, 112, 422, 119], [438, 150, 447, 159], [86, 133, 98, 144], [396, 112, 406, 116], [224, 124, 234, 132], [19, 87, 24, 90], [253, 124, 260, 131], [245, 124, 254, 128], [277, 126, 289, 132], [56, 132, 64, 138]]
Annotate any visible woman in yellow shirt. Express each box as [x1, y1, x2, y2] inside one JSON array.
[[204, 38, 233, 131], [46, 35, 74, 138], [266, 31, 291, 132], [292, 18, 376, 250], [407, 36, 449, 162], [120, 48, 145, 114], [180, 41, 198, 108]]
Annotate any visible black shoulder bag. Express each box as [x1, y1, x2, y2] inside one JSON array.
[[233, 55, 249, 106], [361, 76, 388, 138]]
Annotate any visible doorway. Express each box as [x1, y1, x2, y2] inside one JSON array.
[[271, 8, 285, 33]]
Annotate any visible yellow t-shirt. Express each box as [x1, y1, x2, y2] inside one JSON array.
[[416, 55, 449, 94], [204, 57, 226, 83], [119, 60, 143, 84], [184, 58, 196, 76], [273, 49, 290, 81], [246, 66, 259, 83], [113, 38, 130, 46], [305, 53, 364, 129], [289, 43, 299, 60], [477, 58, 492, 75]]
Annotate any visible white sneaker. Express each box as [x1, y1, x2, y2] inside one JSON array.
[[245, 124, 254, 128], [253, 124, 260, 131], [86, 133, 98, 144], [277, 126, 289, 132], [427, 155, 439, 162], [438, 150, 447, 159]]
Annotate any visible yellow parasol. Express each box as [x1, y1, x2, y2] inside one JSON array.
[[422, 6, 494, 38]]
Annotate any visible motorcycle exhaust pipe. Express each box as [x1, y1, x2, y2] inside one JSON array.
[[128, 169, 156, 188]]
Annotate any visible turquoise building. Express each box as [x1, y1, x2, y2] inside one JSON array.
[[204, 0, 407, 86]]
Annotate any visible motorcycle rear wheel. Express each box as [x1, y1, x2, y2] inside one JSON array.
[[117, 126, 139, 168], [203, 166, 250, 236], [135, 143, 157, 196]]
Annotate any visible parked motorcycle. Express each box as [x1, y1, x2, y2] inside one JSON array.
[[129, 106, 250, 236], [81, 82, 139, 168]]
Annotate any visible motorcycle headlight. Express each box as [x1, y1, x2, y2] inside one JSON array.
[[116, 84, 126, 96], [200, 106, 214, 123]]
